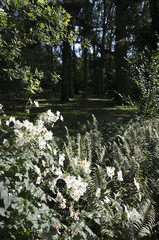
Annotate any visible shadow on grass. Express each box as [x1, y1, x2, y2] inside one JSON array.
[[2, 97, 137, 137]]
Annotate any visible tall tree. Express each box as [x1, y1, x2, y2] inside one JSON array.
[[149, 0, 159, 49], [0, 0, 70, 95], [59, 0, 84, 101], [61, 40, 70, 101], [114, 0, 130, 100]]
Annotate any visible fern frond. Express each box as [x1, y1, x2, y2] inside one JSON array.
[[133, 199, 156, 239]]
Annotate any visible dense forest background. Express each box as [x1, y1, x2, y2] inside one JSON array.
[[0, 0, 159, 103], [1, 1, 159, 239]]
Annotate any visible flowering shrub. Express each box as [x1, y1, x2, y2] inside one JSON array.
[[0, 104, 159, 239]]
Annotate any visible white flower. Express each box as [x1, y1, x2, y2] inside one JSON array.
[[37, 150, 44, 157], [41, 193, 46, 201], [9, 116, 15, 124], [54, 167, 62, 176], [134, 178, 140, 191], [23, 120, 33, 131], [60, 201, 66, 209], [14, 120, 23, 129], [36, 126, 43, 134], [34, 100, 39, 107], [74, 157, 91, 174], [3, 139, 10, 148], [44, 130, 53, 141], [106, 166, 115, 179], [34, 165, 41, 175], [117, 170, 123, 181], [51, 164, 55, 172], [53, 149, 58, 155], [96, 188, 101, 198], [70, 190, 81, 201], [138, 192, 142, 201], [69, 206, 75, 217], [74, 156, 79, 165], [14, 129, 24, 145], [41, 160, 45, 167], [43, 168, 49, 176], [114, 191, 120, 199], [49, 178, 58, 192], [6, 120, 9, 126], [66, 176, 78, 189], [37, 120, 44, 128], [103, 196, 110, 203], [0, 104, 3, 110], [129, 208, 141, 222], [56, 192, 63, 202], [84, 160, 91, 174], [56, 111, 60, 117], [59, 153, 65, 166], [76, 180, 88, 196], [73, 210, 79, 220], [59, 173, 68, 181], [36, 176, 42, 184], [38, 136, 46, 149]]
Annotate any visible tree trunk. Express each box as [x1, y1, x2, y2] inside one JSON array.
[[61, 40, 70, 102], [50, 46, 54, 73], [68, 44, 73, 98], [149, 0, 159, 49], [97, 0, 107, 97], [93, 44, 97, 94], [114, 0, 130, 101], [73, 43, 79, 94], [83, 45, 88, 95]]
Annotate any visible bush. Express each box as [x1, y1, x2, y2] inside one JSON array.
[[0, 106, 159, 239], [134, 46, 159, 119]]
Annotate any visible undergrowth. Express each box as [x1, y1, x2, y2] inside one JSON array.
[[0, 103, 159, 239]]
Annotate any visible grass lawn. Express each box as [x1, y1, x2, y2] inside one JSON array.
[[1, 96, 137, 137]]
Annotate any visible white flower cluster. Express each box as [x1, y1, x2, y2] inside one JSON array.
[[74, 156, 91, 174], [59, 174, 88, 201], [106, 166, 123, 181], [95, 167, 123, 200], [95, 166, 142, 223], [69, 206, 79, 221], [34, 167, 88, 202], [32, 151, 88, 203], [124, 205, 141, 222], [5, 110, 63, 149], [39, 109, 63, 126], [56, 192, 66, 209]]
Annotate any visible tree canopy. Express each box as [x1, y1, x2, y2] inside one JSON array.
[[0, 0, 158, 103]]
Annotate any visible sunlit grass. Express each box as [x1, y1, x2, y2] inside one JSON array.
[[1, 97, 138, 136]]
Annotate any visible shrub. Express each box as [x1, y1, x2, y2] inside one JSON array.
[[0, 106, 159, 239], [134, 46, 159, 119]]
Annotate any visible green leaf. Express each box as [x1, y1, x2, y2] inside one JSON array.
[[1, 189, 12, 210], [85, 225, 97, 237], [0, 207, 5, 217], [1, 189, 8, 199], [0, 182, 3, 192], [4, 193, 12, 210]]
